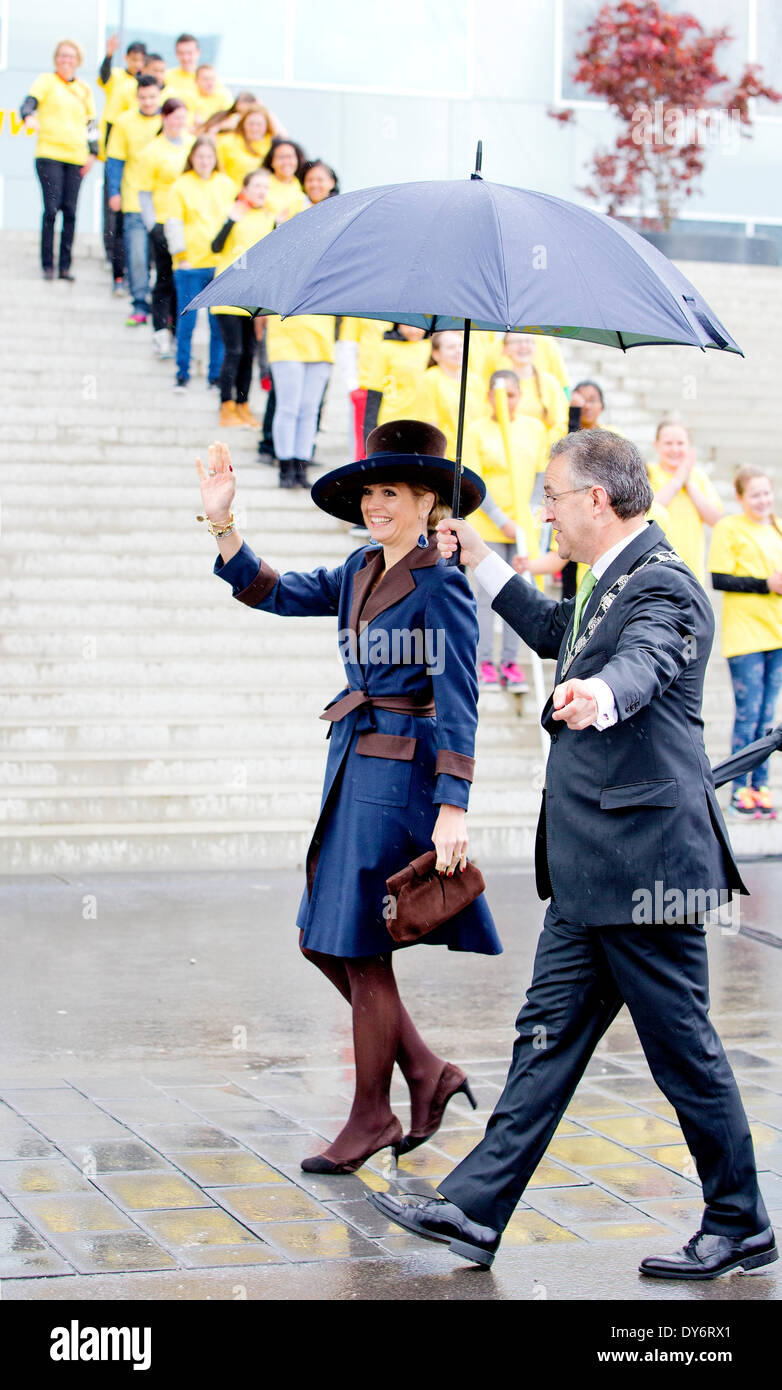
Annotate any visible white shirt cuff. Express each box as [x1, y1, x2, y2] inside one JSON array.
[[473, 550, 517, 601], [580, 677, 618, 729]]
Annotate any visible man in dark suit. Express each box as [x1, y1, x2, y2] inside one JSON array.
[[370, 429, 777, 1279]]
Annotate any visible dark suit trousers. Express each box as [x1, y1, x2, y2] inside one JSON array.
[[438, 902, 768, 1238]]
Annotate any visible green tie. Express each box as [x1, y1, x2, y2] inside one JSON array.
[[569, 568, 596, 651]]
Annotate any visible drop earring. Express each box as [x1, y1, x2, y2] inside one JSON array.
[[417, 521, 429, 548]]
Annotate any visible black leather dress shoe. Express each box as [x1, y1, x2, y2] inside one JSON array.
[[368, 1192, 499, 1267], [640, 1226, 778, 1280]]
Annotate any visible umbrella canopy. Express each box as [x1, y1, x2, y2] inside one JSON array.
[[185, 176, 741, 354]]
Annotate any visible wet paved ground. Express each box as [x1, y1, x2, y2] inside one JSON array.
[[0, 863, 780, 1300]]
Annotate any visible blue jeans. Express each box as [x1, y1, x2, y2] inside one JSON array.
[[727, 648, 782, 790], [173, 267, 224, 383], [123, 211, 149, 314]]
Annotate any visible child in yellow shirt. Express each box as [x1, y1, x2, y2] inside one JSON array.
[[709, 466, 782, 819]]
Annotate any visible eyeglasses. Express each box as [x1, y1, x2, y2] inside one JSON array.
[[541, 484, 593, 507]]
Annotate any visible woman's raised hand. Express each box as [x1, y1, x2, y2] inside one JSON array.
[[196, 440, 236, 523]]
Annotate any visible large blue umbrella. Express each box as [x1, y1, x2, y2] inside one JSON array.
[[186, 148, 741, 516]]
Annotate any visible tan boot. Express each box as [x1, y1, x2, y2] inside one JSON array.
[[219, 400, 241, 427], [235, 402, 260, 427]]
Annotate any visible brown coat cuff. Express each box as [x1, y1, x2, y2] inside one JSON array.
[[435, 750, 475, 782], [235, 558, 279, 607]]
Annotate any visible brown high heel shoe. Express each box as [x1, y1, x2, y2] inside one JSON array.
[[300, 1116, 403, 1174], [395, 1064, 477, 1157]]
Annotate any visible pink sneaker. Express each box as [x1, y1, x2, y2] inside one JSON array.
[[125, 312, 147, 326], [500, 662, 529, 693], [479, 661, 501, 689]]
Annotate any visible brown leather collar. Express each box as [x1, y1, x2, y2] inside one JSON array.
[[348, 535, 440, 636]]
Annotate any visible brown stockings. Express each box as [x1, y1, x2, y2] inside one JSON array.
[[300, 935, 447, 1163]]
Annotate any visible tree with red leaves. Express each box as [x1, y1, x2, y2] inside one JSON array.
[[550, 0, 781, 228]]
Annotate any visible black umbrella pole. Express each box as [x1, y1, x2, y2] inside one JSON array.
[[446, 318, 471, 568]]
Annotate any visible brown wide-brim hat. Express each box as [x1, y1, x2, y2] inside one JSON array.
[[310, 419, 486, 526]]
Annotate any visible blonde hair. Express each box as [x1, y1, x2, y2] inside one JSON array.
[[734, 465, 782, 537], [409, 482, 451, 532], [655, 416, 690, 441], [734, 464, 771, 497], [54, 38, 84, 66], [501, 333, 550, 425], [236, 105, 271, 152]]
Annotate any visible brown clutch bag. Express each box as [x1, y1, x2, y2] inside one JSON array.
[[385, 851, 486, 945]]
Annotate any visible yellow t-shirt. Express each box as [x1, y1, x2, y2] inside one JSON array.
[[164, 68, 232, 115], [216, 131, 271, 190], [647, 460, 722, 584], [97, 66, 138, 156], [29, 72, 96, 165], [367, 337, 432, 423], [190, 90, 234, 129], [266, 315, 335, 363], [534, 336, 569, 393], [105, 108, 163, 213], [339, 318, 393, 389], [414, 366, 484, 459], [167, 170, 237, 268], [210, 208, 275, 315], [708, 513, 782, 658], [464, 415, 548, 549], [136, 134, 192, 222], [264, 176, 308, 222]]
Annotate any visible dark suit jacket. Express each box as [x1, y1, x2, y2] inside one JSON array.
[[492, 521, 747, 926]]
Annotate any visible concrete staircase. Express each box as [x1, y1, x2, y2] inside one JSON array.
[[561, 260, 782, 476], [0, 232, 779, 872]]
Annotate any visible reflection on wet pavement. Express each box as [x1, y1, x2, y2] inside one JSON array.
[[0, 864, 780, 1298]]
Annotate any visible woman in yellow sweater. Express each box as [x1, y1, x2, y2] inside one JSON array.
[[261, 137, 309, 222], [414, 331, 484, 459], [165, 137, 235, 391], [709, 467, 782, 819], [216, 106, 274, 191], [21, 38, 98, 280], [647, 420, 722, 584], [209, 169, 275, 428]]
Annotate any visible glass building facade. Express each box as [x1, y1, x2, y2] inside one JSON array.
[[2, 0, 782, 238]]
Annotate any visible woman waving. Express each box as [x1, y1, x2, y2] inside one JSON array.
[[198, 420, 501, 1173]]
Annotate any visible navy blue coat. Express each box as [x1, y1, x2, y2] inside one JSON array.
[[492, 521, 747, 926], [214, 534, 502, 959]]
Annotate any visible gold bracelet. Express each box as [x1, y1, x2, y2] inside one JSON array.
[[196, 511, 235, 537]]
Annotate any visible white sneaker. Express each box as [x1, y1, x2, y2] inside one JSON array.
[[153, 329, 175, 359]]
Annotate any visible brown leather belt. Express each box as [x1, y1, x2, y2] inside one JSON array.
[[319, 689, 436, 723]]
